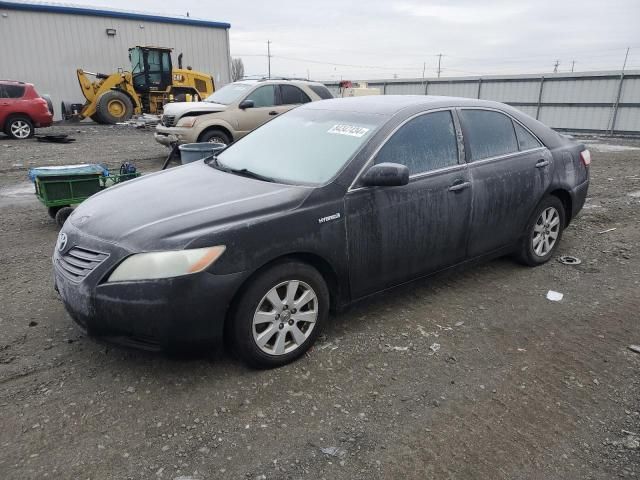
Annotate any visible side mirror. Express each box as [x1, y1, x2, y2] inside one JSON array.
[[360, 163, 409, 187], [239, 99, 254, 109]]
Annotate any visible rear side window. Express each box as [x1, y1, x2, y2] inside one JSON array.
[[375, 110, 458, 175], [1, 85, 25, 98], [279, 85, 311, 105], [460, 109, 518, 161], [309, 85, 334, 99], [245, 85, 276, 107], [514, 122, 542, 151]]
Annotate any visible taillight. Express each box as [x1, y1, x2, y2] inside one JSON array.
[[580, 149, 591, 167]]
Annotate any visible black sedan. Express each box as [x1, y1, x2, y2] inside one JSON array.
[[53, 95, 590, 368]]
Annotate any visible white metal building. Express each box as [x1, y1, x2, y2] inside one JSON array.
[[0, 1, 232, 119]]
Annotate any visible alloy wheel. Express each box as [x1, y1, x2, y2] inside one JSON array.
[[532, 206, 560, 257], [10, 120, 31, 139], [252, 280, 318, 356]]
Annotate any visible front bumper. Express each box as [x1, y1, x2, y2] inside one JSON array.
[[53, 231, 246, 351], [154, 125, 197, 147]]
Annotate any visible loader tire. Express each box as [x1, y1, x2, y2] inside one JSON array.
[[94, 91, 134, 124]]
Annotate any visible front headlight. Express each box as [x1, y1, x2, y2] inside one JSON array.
[[176, 116, 197, 128], [107, 246, 225, 283]]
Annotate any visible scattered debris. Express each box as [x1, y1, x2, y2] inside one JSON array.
[[454, 321, 464, 327], [429, 343, 441, 354], [598, 227, 617, 234], [629, 191, 640, 198], [546, 290, 564, 302], [320, 446, 347, 458], [36, 134, 76, 144], [28, 321, 38, 327], [558, 255, 582, 265], [628, 345, 640, 355], [116, 114, 160, 129], [392, 346, 409, 352]]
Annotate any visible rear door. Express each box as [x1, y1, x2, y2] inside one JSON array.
[[458, 108, 552, 257], [345, 109, 472, 298], [278, 84, 312, 114]]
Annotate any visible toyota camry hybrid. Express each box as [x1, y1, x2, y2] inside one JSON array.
[[53, 95, 590, 368]]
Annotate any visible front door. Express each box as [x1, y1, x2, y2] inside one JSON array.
[[236, 85, 289, 136], [458, 108, 552, 257], [345, 110, 472, 299]]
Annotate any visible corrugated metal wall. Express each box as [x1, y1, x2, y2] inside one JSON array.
[[326, 71, 640, 134], [0, 4, 232, 119]]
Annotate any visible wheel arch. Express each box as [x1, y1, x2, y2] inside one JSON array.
[[197, 123, 234, 143], [224, 251, 344, 336], [548, 188, 572, 227]]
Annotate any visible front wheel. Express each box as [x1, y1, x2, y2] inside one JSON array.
[[515, 195, 565, 266], [230, 261, 329, 368], [199, 128, 231, 145]]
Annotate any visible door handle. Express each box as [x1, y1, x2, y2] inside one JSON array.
[[448, 181, 471, 192], [268, 111, 279, 116], [535, 159, 550, 168]]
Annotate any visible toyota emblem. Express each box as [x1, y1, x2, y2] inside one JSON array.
[[57, 232, 68, 252]]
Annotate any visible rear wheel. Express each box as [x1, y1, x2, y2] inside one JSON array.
[[230, 261, 329, 368], [199, 128, 231, 145], [94, 91, 134, 124], [5, 116, 33, 139], [515, 195, 565, 266]]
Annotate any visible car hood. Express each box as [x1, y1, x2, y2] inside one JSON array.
[[68, 162, 310, 252], [162, 101, 228, 117]]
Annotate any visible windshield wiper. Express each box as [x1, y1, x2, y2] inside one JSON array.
[[226, 167, 276, 183], [206, 157, 275, 183]]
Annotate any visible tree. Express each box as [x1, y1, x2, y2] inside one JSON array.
[[231, 58, 245, 82]]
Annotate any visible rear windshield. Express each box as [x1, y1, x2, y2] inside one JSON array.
[[205, 83, 252, 105], [309, 85, 334, 100], [217, 108, 386, 185]]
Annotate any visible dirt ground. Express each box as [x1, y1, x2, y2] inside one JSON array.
[[0, 124, 639, 480]]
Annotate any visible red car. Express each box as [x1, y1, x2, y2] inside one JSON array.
[[0, 80, 53, 139]]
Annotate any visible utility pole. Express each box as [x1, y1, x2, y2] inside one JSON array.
[[553, 59, 559, 73], [609, 47, 630, 135], [307, 68, 310, 80], [422, 61, 426, 80], [267, 40, 271, 79], [571, 60, 575, 72], [437, 54, 442, 78]]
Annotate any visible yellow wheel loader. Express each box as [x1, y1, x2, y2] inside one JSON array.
[[62, 46, 215, 124]]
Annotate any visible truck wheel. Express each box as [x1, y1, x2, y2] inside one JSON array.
[[55, 206, 74, 228], [230, 261, 329, 369], [90, 114, 108, 124], [47, 206, 63, 219], [94, 91, 134, 124], [199, 128, 230, 145], [5, 116, 34, 139]]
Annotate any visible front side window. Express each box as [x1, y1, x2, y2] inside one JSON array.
[[460, 109, 518, 161], [3, 85, 25, 98], [245, 85, 276, 108], [375, 110, 458, 175], [279, 85, 311, 105], [514, 122, 542, 151]]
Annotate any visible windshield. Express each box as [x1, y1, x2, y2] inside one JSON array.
[[216, 108, 386, 185], [205, 83, 252, 105]]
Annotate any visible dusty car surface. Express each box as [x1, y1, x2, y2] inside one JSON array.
[[154, 78, 333, 146], [54, 95, 590, 368], [0, 80, 53, 139]]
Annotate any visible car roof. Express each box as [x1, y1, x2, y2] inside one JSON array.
[[0, 80, 28, 85], [235, 79, 326, 87], [302, 95, 517, 115]]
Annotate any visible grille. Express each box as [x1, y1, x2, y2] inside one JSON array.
[[161, 115, 176, 127], [57, 246, 109, 282]]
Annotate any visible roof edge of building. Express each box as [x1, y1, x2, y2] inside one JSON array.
[[0, 1, 231, 29]]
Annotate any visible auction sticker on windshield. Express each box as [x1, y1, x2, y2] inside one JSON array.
[[327, 124, 370, 138]]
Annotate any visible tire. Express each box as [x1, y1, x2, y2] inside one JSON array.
[[55, 206, 74, 228], [5, 116, 34, 139], [47, 205, 63, 219], [199, 128, 231, 145], [90, 113, 108, 125], [93, 90, 134, 124], [230, 261, 329, 368], [42, 95, 54, 116], [515, 195, 565, 267]]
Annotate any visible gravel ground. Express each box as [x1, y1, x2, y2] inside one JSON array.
[[0, 125, 639, 479]]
